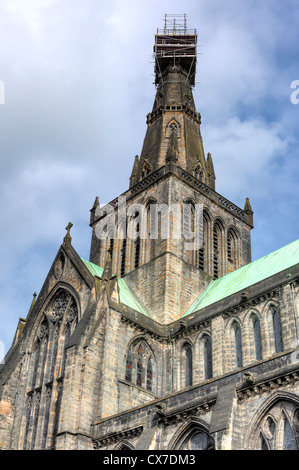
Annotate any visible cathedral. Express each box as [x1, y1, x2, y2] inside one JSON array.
[[1, 16, 299, 451]]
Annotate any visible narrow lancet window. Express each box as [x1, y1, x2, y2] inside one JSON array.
[[233, 322, 243, 368], [204, 336, 213, 380], [146, 357, 153, 391], [120, 238, 127, 277], [272, 307, 283, 353], [136, 344, 143, 387], [252, 315, 262, 360], [125, 350, 132, 382], [185, 345, 193, 387]]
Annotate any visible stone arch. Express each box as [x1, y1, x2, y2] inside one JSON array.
[[31, 283, 81, 351], [21, 287, 79, 450], [124, 336, 157, 393], [168, 417, 215, 450], [193, 162, 204, 182], [262, 300, 283, 355], [178, 341, 194, 389], [198, 209, 211, 273], [244, 308, 263, 363], [224, 317, 243, 372], [227, 226, 241, 272], [114, 439, 135, 450], [165, 118, 181, 138], [245, 391, 299, 450], [199, 333, 213, 381]]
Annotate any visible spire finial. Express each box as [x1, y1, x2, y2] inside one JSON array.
[[63, 222, 73, 244], [244, 198, 253, 213]]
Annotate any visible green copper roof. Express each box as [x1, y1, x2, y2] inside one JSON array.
[[183, 239, 299, 318], [81, 258, 150, 317]]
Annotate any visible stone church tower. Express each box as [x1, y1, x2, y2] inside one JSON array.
[[1, 16, 299, 451]]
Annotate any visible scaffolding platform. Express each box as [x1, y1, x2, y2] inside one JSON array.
[[154, 14, 197, 86]]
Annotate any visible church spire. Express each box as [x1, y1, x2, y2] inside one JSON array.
[[130, 15, 214, 190]]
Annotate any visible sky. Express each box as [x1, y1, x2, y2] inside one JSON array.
[[0, 0, 298, 360]]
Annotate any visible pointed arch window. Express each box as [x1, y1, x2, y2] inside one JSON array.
[[227, 228, 240, 271], [252, 315, 262, 360], [133, 212, 141, 269], [283, 415, 297, 450], [194, 165, 203, 182], [136, 344, 143, 387], [134, 227, 140, 268], [169, 122, 177, 136], [233, 322, 243, 368], [227, 232, 232, 260], [271, 306, 283, 353], [23, 289, 78, 450], [203, 336, 213, 380], [124, 340, 155, 392], [175, 425, 215, 450], [213, 222, 223, 279], [254, 404, 298, 450], [198, 212, 209, 271], [184, 344, 193, 387], [120, 238, 127, 277], [125, 350, 132, 383], [146, 357, 153, 391]]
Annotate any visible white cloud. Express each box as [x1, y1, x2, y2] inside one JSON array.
[[203, 117, 289, 200]]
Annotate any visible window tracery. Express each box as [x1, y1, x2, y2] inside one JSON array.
[[22, 288, 78, 450], [252, 401, 299, 450], [171, 420, 215, 450], [124, 340, 155, 393]]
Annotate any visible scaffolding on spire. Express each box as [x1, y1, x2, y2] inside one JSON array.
[[154, 14, 197, 86]]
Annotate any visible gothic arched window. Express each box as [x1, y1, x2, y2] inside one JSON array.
[[23, 289, 78, 450], [233, 322, 243, 368], [124, 340, 156, 393], [213, 221, 223, 279], [252, 401, 299, 450], [173, 422, 215, 450], [198, 211, 209, 272], [182, 431, 209, 450], [146, 357, 153, 391], [136, 344, 143, 387], [271, 306, 283, 353], [169, 122, 177, 136], [227, 228, 240, 272], [194, 165, 203, 182], [184, 344, 193, 388], [252, 315, 262, 360], [120, 238, 127, 277], [131, 211, 141, 269], [203, 336, 213, 380], [125, 350, 132, 383]]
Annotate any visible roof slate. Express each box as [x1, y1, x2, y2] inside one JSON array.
[[81, 258, 150, 317], [183, 239, 299, 317]]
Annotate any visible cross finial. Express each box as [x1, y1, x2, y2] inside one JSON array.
[[63, 222, 73, 244]]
